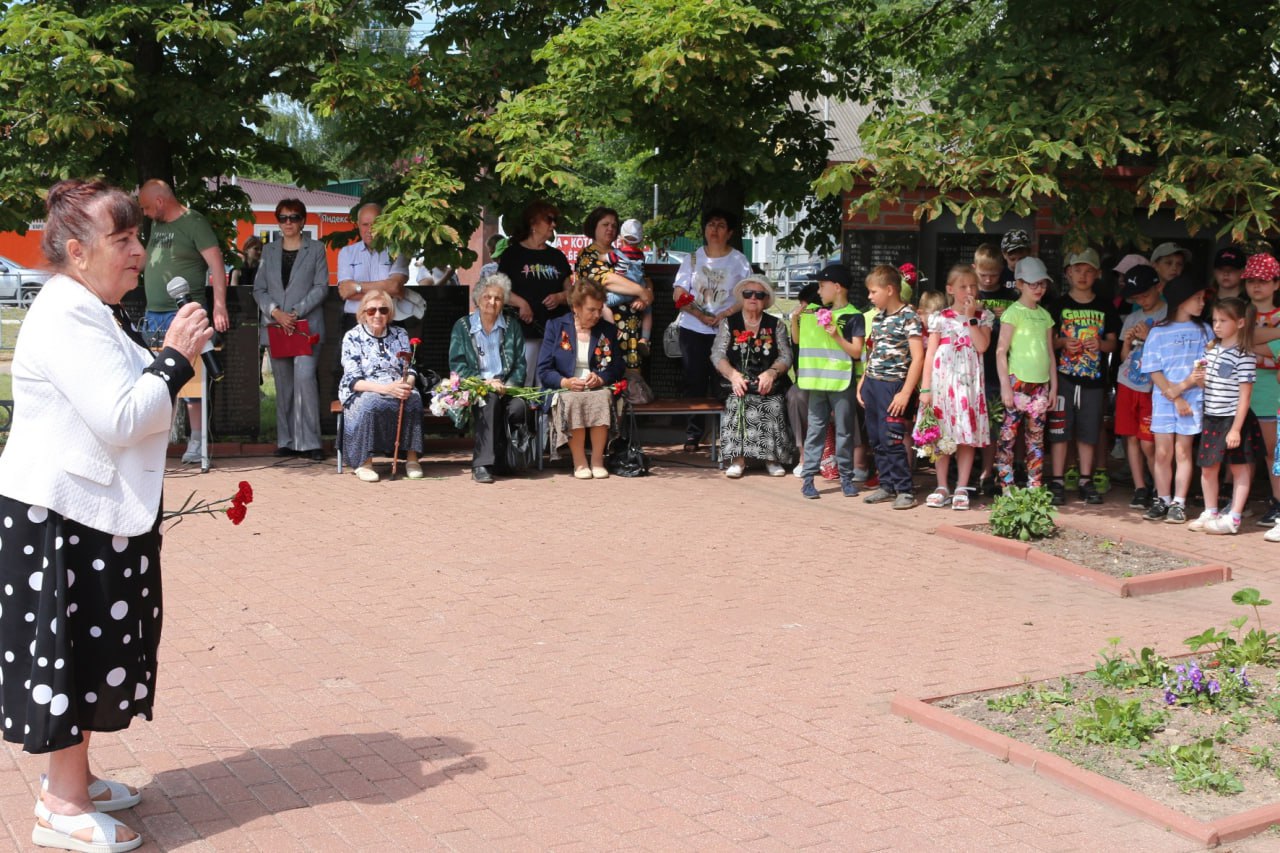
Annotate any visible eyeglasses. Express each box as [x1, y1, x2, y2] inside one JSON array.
[[277, 213, 304, 223], [741, 290, 768, 301], [1023, 280, 1049, 289], [544, 216, 558, 226], [363, 306, 391, 316]]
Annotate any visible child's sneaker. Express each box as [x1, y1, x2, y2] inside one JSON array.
[[1264, 524, 1280, 542], [892, 493, 917, 510], [1188, 510, 1219, 532], [862, 488, 895, 504], [1048, 481, 1066, 506], [840, 476, 859, 498], [1165, 503, 1187, 524], [1063, 466, 1080, 491], [1079, 481, 1103, 505], [801, 477, 819, 500], [1092, 470, 1110, 494], [1257, 499, 1280, 528], [1144, 498, 1169, 521], [1205, 515, 1240, 535], [1128, 486, 1151, 509]]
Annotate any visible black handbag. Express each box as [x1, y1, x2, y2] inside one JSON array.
[[606, 408, 650, 477], [496, 413, 537, 474]]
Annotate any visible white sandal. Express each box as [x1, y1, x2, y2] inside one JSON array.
[[41, 774, 140, 813], [33, 798, 141, 853], [952, 488, 971, 511], [925, 487, 951, 508]]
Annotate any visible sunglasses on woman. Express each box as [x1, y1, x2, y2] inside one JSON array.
[[363, 306, 391, 316], [741, 290, 768, 300], [277, 213, 304, 223]]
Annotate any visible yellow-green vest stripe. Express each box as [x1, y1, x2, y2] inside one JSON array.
[[796, 304, 859, 391]]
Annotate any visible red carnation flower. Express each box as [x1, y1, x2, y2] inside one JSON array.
[[674, 291, 695, 310], [236, 481, 253, 505], [226, 503, 247, 525], [410, 337, 423, 346]]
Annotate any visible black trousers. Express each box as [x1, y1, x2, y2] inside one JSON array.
[[679, 327, 716, 441], [473, 395, 529, 469]]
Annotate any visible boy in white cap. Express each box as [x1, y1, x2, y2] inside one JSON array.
[[605, 218, 652, 354], [1150, 242, 1192, 286]]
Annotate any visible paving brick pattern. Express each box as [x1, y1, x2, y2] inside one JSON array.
[[4, 453, 1280, 851]]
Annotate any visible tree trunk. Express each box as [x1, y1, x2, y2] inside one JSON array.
[[127, 34, 173, 187]]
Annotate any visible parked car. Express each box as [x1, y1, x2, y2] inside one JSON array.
[[0, 255, 50, 307], [777, 256, 841, 298]]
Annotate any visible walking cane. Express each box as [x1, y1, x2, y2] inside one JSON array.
[[391, 390, 407, 481]]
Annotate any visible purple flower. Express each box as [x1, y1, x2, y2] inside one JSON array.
[[1164, 690, 1177, 705], [1208, 679, 1221, 695]]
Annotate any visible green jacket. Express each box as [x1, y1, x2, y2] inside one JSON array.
[[448, 310, 527, 384]]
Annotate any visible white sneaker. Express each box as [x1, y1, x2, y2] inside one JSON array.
[[1266, 524, 1280, 542], [1188, 510, 1219, 532], [181, 443, 202, 465], [725, 461, 745, 479], [792, 462, 804, 478], [765, 462, 786, 477], [355, 465, 380, 483], [1205, 515, 1240, 535]]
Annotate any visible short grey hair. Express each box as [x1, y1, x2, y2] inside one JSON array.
[[473, 272, 512, 307]]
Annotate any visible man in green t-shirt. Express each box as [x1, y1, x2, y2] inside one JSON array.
[[139, 179, 229, 464]]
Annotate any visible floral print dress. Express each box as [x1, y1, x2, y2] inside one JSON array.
[[919, 307, 992, 448]]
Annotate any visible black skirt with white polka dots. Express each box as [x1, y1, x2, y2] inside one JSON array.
[[0, 495, 162, 754]]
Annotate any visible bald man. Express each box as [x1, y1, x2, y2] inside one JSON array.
[[336, 202, 408, 332], [138, 179, 229, 464]]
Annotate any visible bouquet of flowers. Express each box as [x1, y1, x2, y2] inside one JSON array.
[[430, 372, 558, 429], [913, 406, 943, 461], [674, 290, 710, 315], [815, 308, 834, 331]]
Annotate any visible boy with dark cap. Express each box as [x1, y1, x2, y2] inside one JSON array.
[[1115, 266, 1166, 508], [796, 264, 865, 499], [1212, 246, 1248, 301]]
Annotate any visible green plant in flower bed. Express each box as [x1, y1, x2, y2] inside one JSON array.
[[1184, 588, 1279, 668], [1092, 639, 1172, 689], [1147, 739, 1244, 795], [986, 678, 1075, 713], [988, 486, 1057, 541], [1050, 696, 1168, 749]]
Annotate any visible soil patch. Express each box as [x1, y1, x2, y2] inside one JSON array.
[[969, 524, 1196, 578], [937, 660, 1280, 823]]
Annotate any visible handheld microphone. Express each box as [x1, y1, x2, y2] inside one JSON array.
[[164, 276, 223, 383]]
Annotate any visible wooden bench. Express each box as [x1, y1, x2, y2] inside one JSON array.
[[627, 397, 725, 463]]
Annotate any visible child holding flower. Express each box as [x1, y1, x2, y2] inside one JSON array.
[[796, 264, 865, 499], [917, 265, 993, 510], [995, 258, 1057, 492]]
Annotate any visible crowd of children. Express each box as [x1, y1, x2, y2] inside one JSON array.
[[787, 237, 1280, 539]]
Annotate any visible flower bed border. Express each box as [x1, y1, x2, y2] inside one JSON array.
[[892, 676, 1280, 847], [934, 523, 1230, 597]]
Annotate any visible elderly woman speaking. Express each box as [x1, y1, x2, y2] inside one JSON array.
[[448, 273, 528, 484], [0, 179, 211, 852], [712, 275, 795, 477], [538, 279, 626, 478], [339, 290, 424, 482]]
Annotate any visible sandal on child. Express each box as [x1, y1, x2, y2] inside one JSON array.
[[952, 488, 971, 511], [925, 487, 951, 508], [33, 798, 142, 853]]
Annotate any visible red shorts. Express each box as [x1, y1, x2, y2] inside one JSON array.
[[1114, 384, 1153, 442]]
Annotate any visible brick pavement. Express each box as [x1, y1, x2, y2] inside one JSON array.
[[4, 451, 1280, 851]]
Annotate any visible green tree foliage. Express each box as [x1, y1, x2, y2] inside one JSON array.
[[0, 0, 413, 234], [816, 0, 1280, 246]]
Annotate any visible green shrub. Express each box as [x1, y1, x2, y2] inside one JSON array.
[[988, 486, 1057, 541]]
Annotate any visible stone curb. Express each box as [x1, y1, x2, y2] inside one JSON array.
[[891, 693, 1280, 847], [934, 524, 1231, 597]]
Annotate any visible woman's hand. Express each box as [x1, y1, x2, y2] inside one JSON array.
[[755, 369, 775, 396], [163, 302, 214, 365], [561, 376, 588, 391], [271, 307, 297, 334], [486, 378, 507, 395], [541, 291, 566, 310], [730, 371, 748, 397], [584, 372, 604, 390], [510, 294, 534, 324]]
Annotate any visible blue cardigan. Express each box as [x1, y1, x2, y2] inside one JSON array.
[[537, 314, 626, 388]]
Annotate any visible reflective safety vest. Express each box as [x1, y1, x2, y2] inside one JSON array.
[[796, 304, 859, 391]]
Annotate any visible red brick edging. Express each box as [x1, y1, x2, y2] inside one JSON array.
[[892, 693, 1280, 846], [934, 524, 1230, 597]]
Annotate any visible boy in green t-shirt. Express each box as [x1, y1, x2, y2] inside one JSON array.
[[994, 258, 1057, 491]]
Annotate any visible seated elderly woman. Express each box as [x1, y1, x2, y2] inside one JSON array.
[[448, 273, 528, 484], [712, 274, 795, 478], [538, 279, 626, 478], [339, 290, 424, 482]]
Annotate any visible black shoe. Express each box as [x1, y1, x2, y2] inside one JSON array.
[[307, 448, 325, 461], [980, 477, 997, 498], [1144, 497, 1169, 521], [274, 447, 295, 457], [1080, 481, 1103, 505], [1165, 502, 1187, 524], [472, 466, 494, 484], [1257, 499, 1280, 528], [1048, 481, 1066, 506], [1128, 487, 1151, 509]]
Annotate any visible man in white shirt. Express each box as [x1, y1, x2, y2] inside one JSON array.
[[336, 202, 409, 332]]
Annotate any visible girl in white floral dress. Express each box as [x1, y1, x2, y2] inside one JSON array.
[[916, 265, 994, 509]]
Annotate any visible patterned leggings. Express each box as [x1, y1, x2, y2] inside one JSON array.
[[996, 377, 1049, 488]]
